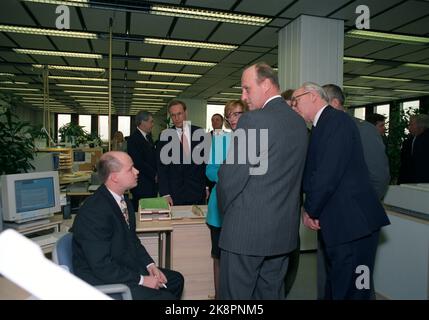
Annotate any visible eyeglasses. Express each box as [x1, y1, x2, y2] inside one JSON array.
[[226, 111, 243, 120], [290, 91, 310, 105]]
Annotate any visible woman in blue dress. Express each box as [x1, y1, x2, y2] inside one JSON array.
[[206, 99, 248, 299]]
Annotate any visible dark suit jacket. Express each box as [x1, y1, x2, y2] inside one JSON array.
[[398, 129, 429, 184], [217, 97, 308, 256], [303, 106, 390, 247], [72, 185, 154, 287], [127, 129, 158, 202], [157, 125, 208, 205]]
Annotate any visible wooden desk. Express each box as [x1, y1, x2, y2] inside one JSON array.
[[0, 277, 30, 300]]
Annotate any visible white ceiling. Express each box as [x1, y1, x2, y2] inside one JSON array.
[[0, 0, 428, 115]]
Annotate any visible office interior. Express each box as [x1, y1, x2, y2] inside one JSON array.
[[0, 0, 429, 300]]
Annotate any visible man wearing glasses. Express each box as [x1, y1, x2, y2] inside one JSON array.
[[293, 82, 390, 299], [216, 62, 308, 299]]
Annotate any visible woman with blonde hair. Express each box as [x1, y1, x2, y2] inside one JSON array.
[[205, 99, 248, 299]]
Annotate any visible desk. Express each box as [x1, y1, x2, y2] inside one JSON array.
[[59, 171, 92, 185], [0, 277, 30, 300]]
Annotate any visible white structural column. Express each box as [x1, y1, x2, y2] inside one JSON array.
[[278, 15, 344, 91]]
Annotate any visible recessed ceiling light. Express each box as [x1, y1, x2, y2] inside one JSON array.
[[346, 30, 429, 45], [14, 48, 102, 59], [0, 73, 15, 77], [64, 90, 108, 95], [0, 81, 29, 85], [136, 80, 191, 87], [343, 56, 375, 63], [0, 87, 40, 91], [394, 89, 429, 94], [50, 76, 107, 82], [402, 63, 429, 69], [0, 24, 97, 39], [343, 85, 373, 90], [220, 92, 242, 96], [33, 64, 105, 72], [138, 71, 201, 78], [56, 84, 108, 89], [134, 88, 182, 93], [144, 38, 237, 51], [360, 75, 411, 82], [141, 57, 216, 67], [133, 93, 176, 98]]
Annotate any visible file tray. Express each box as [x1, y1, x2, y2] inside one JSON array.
[[139, 197, 171, 221]]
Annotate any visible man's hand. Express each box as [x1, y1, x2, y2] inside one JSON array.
[[141, 276, 164, 289], [147, 264, 167, 285], [302, 210, 321, 230], [164, 195, 173, 206]]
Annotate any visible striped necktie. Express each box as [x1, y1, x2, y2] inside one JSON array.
[[119, 197, 130, 227]]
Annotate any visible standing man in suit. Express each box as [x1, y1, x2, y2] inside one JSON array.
[[72, 151, 184, 300], [216, 62, 308, 299], [157, 100, 207, 206], [293, 82, 390, 299], [127, 111, 158, 211]]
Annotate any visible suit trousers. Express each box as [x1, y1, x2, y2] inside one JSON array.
[[323, 231, 380, 300], [219, 249, 289, 300], [128, 268, 184, 300]]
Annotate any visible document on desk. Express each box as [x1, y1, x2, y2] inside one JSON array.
[[171, 205, 207, 219], [0, 229, 110, 300]]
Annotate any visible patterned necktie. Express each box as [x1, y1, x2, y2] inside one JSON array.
[[119, 197, 130, 227], [181, 130, 190, 156]]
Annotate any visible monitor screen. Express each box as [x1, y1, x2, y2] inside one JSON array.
[[73, 150, 86, 163], [1, 171, 61, 224]]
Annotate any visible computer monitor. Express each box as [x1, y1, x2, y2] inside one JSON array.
[[0, 171, 61, 224]]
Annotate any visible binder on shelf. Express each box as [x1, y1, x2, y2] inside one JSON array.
[[138, 197, 171, 221]]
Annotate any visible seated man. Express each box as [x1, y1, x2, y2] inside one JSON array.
[[72, 151, 184, 300]]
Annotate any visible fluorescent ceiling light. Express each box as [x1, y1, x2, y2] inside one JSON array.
[[134, 88, 182, 93], [0, 73, 14, 77], [131, 102, 165, 105], [131, 98, 164, 102], [56, 84, 108, 89], [402, 63, 429, 69], [14, 48, 102, 59], [0, 81, 28, 85], [23, 1, 88, 7], [343, 85, 373, 90], [209, 97, 234, 101], [360, 75, 411, 82], [0, 24, 97, 39], [133, 93, 176, 98], [141, 57, 215, 67], [144, 38, 237, 51], [394, 89, 429, 94], [33, 64, 105, 72], [0, 87, 40, 91], [220, 92, 242, 96], [138, 71, 201, 78], [136, 80, 191, 86], [70, 95, 109, 99], [50, 76, 107, 81], [343, 56, 375, 63], [64, 90, 108, 95], [346, 30, 429, 45], [150, 4, 271, 26], [364, 95, 394, 99]]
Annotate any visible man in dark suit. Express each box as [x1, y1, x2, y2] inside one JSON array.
[[398, 114, 429, 184], [72, 151, 184, 300], [157, 100, 208, 206], [293, 82, 390, 299], [216, 62, 308, 299], [127, 111, 158, 211]]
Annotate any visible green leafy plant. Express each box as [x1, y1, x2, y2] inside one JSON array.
[[386, 107, 420, 184], [58, 122, 88, 146], [0, 94, 35, 174], [85, 131, 102, 147]]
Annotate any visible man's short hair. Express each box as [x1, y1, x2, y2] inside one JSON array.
[[211, 113, 224, 121], [411, 114, 429, 129], [303, 82, 329, 102], [135, 110, 151, 127], [97, 153, 122, 183], [168, 100, 187, 112], [366, 113, 386, 125], [322, 84, 345, 106], [254, 62, 280, 88], [281, 89, 295, 101]]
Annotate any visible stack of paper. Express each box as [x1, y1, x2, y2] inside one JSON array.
[[139, 197, 171, 221]]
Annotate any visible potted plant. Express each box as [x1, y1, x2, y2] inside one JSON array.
[[58, 122, 88, 147], [0, 93, 36, 174], [85, 131, 102, 148]]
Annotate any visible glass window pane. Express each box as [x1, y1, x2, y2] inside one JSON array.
[[78, 115, 91, 134], [354, 107, 366, 120], [57, 114, 71, 142], [374, 104, 390, 131], [98, 115, 109, 142], [118, 116, 131, 137], [402, 100, 419, 115], [207, 104, 228, 132]]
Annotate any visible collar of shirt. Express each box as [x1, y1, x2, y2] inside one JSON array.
[[107, 187, 124, 208], [262, 95, 282, 109], [137, 127, 148, 140], [313, 105, 329, 127], [176, 122, 191, 144]]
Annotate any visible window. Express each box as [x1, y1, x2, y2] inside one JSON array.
[[206, 104, 227, 132], [374, 104, 390, 131], [57, 114, 71, 142], [402, 100, 419, 115], [354, 107, 366, 120], [98, 115, 109, 142], [118, 116, 131, 137], [78, 115, 91, 134]]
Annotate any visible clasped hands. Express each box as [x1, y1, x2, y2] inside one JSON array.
[[143, 264, 168, 290]]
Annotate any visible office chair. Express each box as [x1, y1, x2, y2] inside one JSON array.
[[52, 232, 132, 300]]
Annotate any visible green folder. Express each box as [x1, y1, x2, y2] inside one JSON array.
[[139, 197, 170, 213]]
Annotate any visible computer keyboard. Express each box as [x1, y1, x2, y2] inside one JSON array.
[[32, 232, 66, 247]]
